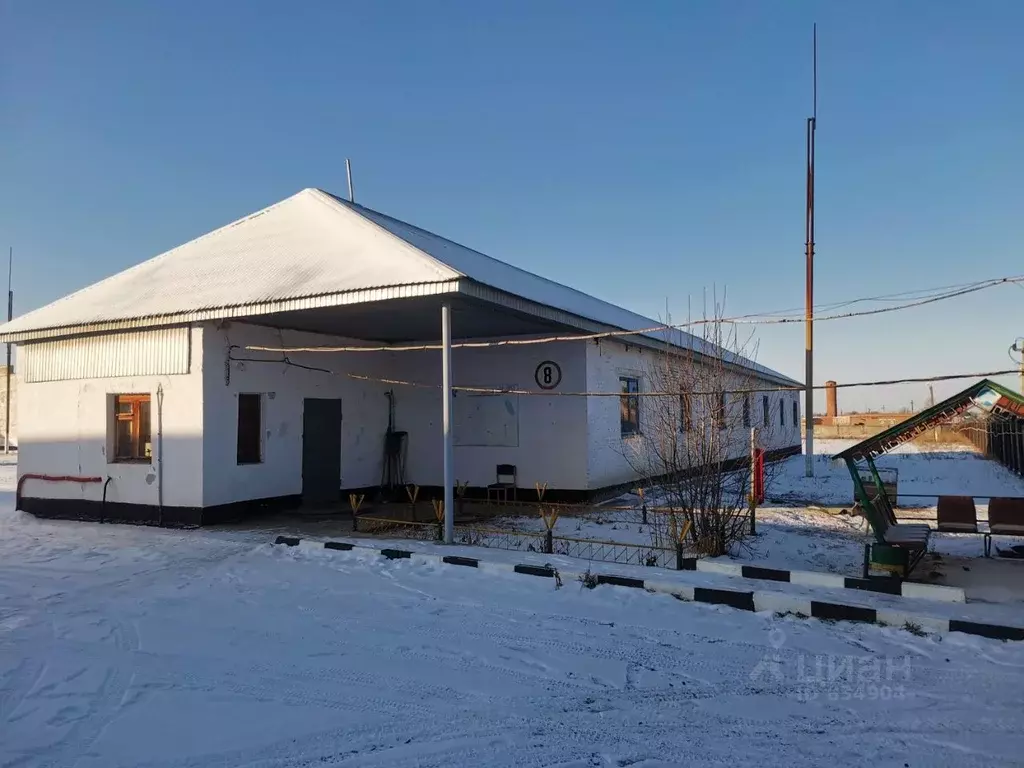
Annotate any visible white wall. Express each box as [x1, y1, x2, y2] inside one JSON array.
[[16, 327, 204, 508], [585, 340, 801, 489], [388, 341, 589, 492], [202, 324, 591, 504], [201, 323, 395, 506], [15, 319, 800, 510]]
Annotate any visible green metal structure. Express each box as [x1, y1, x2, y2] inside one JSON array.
[[833, 378, 1024, 576]]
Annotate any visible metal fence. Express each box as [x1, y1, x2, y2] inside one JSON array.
[[354, 513, 689, 570], [354, 515, 440, 540]]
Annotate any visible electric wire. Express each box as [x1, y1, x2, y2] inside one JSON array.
[[245, 275, 1024, 356]]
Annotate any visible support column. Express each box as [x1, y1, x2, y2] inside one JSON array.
[[441, 303, 454, 544]]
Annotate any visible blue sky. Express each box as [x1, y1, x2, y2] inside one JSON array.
[[1, 1, 1021, 411]]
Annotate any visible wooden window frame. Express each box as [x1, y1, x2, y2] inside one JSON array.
[[714, 392, 727, 431], [620, 377, 640, 437], [762, 395, 770, 427], [237, 393, 264, 465], [112, 393, 151, 463], [680, 393, 692, 432]]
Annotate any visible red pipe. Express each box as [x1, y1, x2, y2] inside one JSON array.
[[16, 474, 103, 509]]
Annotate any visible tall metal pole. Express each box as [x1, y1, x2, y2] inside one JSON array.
[[346, 158, 355, 203], [804, 24, 817, 478], [441, 302, 454, 543], [1014, 339, 1024, 395], [4, 246, 11, 455]]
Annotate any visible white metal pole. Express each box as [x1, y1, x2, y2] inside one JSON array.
[[441, 303, 454, 544], [803, 24, 817, 478], [4, 246, 11, 455]]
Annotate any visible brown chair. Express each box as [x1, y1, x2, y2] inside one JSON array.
[[987, 497, 1024, 556], [937, 496, 979, 533], [486, 464, 517, 504]]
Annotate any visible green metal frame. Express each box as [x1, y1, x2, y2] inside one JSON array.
[[847, 456, 887, 543], [837, 377, 1024, 551], [834, 378, 1024, 464]]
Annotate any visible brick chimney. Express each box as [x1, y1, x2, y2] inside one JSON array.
[[825, 380, 838, 419]]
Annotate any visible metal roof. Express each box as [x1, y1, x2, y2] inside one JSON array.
[[832, 378, 1024, 462], [0, 187, 798, 385]]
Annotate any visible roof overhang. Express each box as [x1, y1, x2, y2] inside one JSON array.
[[1, 277, 801, 388], [833, 378, 1024, 463]]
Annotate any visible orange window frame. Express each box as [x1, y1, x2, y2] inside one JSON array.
[[113, 394, 151, 462]]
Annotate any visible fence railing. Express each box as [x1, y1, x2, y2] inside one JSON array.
[[353, 512, 692, 570]]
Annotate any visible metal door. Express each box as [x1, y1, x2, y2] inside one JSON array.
[[301, 398, 342, 506]]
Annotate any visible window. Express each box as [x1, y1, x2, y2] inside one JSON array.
[[793, 400, 799, 430], [743, 394, 751, 428], [113, 394, 151, 462], [780, 399, 785, 426], [762, 395, 769, 427], [713, 392, 727, 430], [680, 393, 692, 432], [237, 393, 263, 464], [620, 377, 640, 436]]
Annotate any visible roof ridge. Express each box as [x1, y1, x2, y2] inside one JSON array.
[[332, 195, 590, 298], [313, 190, 464, 280], [312, 195, 789, 380]]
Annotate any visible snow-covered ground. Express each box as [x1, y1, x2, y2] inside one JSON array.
[[3, 506, 1024, 766], [481, 441, 1024, 579], [770, 439, 1024, 508]]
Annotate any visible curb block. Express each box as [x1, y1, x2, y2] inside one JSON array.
[[696, 558, 965, 604], [271, 536, 1022, 642]]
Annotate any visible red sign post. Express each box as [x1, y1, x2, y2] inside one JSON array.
[[752, 447, 766, 505]]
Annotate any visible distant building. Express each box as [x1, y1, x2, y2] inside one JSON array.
[[0, 365, 15, 449], [0, 189, 801, 525]]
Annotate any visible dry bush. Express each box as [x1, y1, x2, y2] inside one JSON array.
[[621, 305, 790, 557]]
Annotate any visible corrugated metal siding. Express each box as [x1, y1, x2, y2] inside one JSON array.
[[0, 281, 461, 344], [22, 327, 191, 383]]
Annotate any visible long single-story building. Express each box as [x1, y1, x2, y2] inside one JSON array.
[[0, 188, 801, 527]]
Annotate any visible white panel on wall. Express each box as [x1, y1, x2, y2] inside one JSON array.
[[22, 327, 191, 383], [454, 392, 520, 447]]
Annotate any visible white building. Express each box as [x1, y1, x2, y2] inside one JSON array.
[[0, 188, 801, 527]]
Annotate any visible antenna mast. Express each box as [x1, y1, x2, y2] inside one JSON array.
[[346, 158, 355, 203], [804, 23, 817, 477]]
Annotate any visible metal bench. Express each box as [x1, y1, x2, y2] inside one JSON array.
[[863, 492, 930, 578]]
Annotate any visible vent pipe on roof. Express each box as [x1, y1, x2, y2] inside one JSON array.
[[346, 158, 355, 203]]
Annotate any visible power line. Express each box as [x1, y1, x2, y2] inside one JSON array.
[[771, 275, 1024, 315], [229, 351, 1020, 397], [245, 275, 1024, 355], [342, 368, 1020, 397]]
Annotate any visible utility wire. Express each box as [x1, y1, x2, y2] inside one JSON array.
[[229, 354, 1020, 397], [341, 368, 1020, 397], [749, 276, 1010, 317], [246, 275, 1024, 355]]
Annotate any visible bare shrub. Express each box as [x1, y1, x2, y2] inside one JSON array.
[[620, 302, 791, 557], [578, 568, 599, 589]]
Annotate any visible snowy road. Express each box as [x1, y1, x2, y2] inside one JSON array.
[[2, 510, 1024, 767]]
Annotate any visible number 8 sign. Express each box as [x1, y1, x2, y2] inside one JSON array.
[[535, 361, 562, 390]]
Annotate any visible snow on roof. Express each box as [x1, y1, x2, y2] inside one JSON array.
[[334, 194, 797, 385], [0, 187, 797, 385]]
